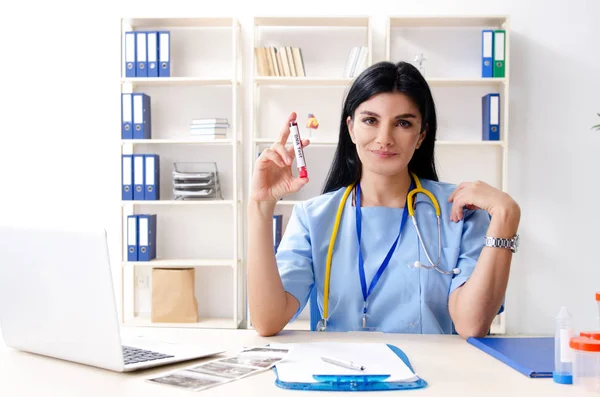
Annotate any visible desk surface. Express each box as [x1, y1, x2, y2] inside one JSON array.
[[0, 327, 595, 396]]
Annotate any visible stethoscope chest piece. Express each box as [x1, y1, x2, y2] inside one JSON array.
[[316, 319, 327, 332]]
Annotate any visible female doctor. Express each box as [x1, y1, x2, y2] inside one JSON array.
[[247, 61, 520, 338]]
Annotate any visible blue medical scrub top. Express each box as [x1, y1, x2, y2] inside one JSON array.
[[275, 178, 499, 334]]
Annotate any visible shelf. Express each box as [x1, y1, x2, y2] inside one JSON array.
[[426, 77, 507, 86], [121, 200, 235, 206], [255, 77, 354, 87], [125, 17, 237, 29], [121, 138, 234, 145], [254, 16, 369, 27], [124, 316, 239, 329], [120, 77, 237, 87], [122, 259, 237, 268], [389, 15, 508, 28]]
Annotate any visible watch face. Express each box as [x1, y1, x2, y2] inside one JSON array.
[[513, 234, 520, 252]]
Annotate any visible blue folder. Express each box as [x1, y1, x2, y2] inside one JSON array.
[[273, 344, 427, 391], [467, 337, 554, 378], [481, 29, 494, 78], [482, 93, 500, 141]]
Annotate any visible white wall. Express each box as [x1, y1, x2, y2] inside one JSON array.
[[0, 0, 599, 335]]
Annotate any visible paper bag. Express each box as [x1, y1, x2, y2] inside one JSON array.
[[151, 268, 199, 323]]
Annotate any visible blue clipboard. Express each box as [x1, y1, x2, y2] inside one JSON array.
[[273, 344, 428, 391], [466, 337, 554, 378]]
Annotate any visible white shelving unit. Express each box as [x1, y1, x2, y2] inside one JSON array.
[[250, 16, 372, 330], [387, 15, 511, 334], [119, 17, 244, 329]]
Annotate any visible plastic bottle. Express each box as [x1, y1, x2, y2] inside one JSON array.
[[553, 306, 574, 384]]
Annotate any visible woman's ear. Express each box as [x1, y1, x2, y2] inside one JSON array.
[[416, 126, 427, 149], [346, 116, 355, 143]]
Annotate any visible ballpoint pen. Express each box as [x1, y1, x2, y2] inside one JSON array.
[[321, 356, 365, 371]]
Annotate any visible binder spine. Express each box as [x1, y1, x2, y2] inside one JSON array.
[[482, 30, 494, 78], [493, 30, 506, 78], [158, 31, 170, 77], [482, 93, 500, 141], [127, 215, 139, 261], [135, 31, 148, 77], [124, 31, 136, 78]]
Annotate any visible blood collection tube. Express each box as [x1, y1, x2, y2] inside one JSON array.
[[289, 121, 308, 178]]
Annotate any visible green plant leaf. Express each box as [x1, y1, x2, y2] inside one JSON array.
[[593, 124, 600, 130]]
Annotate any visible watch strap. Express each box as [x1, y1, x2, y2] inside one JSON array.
[[484, 236, 517, 253]]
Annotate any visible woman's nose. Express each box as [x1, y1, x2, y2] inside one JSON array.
[[375, 125, 394, 146]]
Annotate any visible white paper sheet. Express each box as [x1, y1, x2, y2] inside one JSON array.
[[271, 342, 419, 384]]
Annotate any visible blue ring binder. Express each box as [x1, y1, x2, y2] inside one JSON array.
[[273, 344, 428, 391]]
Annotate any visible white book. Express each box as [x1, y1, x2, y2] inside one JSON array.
[[189, 124, 229, 129], [191, 118, 229, 125], [343, 47, 359, 78], [352, 46, 368, 77], [279, 47, 291, 77], [190, 128, 228, 135]]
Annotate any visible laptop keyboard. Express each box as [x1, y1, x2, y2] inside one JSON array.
[[122, 345, 174, 365]]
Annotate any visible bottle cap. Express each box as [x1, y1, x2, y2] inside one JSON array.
[[580, 331, 600, 340], [298, 166, 308, 179], [596, 292, 600, 301], [570, 336, 600, 352]]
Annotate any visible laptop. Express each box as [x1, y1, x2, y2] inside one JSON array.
[[0, 222, 225, 372]]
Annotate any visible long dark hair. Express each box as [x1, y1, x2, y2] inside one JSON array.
[[322, 61, 438, 194]]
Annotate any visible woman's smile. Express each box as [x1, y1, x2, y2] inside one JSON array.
[[371, 149, 398, 159]]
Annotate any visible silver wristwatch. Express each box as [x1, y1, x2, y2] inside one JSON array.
[[484, 234, 519, 253]]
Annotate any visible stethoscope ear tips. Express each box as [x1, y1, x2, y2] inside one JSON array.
[[410, 260, 461, 275]]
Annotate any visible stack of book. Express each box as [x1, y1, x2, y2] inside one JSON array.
[[254, 47, 306, 77], [189, 118, 229, 139]]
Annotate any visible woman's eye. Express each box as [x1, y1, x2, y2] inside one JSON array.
[[397, 120, 412, 128], [362, 117, 376, 125]]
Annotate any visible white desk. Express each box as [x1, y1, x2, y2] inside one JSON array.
[[0, 327, 595, 396]]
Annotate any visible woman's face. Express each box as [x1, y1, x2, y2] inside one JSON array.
[[347, 92, 426, 178]]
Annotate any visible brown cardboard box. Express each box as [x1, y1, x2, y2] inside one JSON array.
[[151, 268, 199, 323]]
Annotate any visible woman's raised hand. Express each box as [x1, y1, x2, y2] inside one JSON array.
[[250, 112, 310, 202]]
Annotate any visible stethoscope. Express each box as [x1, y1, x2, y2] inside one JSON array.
[[316, 172, 460, 332]]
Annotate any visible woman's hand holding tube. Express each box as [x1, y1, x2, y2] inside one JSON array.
[[250, 112, 310, 206]]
